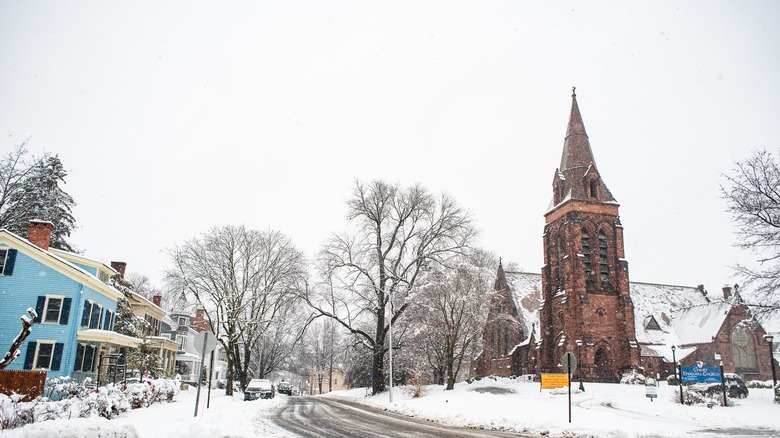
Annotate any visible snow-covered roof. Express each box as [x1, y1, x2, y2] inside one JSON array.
[[505, 272, 543, 343], [501, 272, 739, 356], [629, 281, 710, 344], [673, 302, 732, 345]]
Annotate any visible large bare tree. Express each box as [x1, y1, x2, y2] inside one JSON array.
[[165, 225, 305, 395], [302, 180, 476, 395], [721, 149, 780, 317]]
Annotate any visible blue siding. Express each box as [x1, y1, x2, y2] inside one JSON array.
[[0, 244, 119, 380]]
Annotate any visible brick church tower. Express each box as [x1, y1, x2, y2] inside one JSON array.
[[539, 89, 638, 382]]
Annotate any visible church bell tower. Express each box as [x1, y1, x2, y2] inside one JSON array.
[[539, 89, 638, 382]]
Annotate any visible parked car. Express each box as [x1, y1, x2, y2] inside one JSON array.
[[277, 381, 293, 395], [724, 373, 749, 398], [689, 374, 749, 399], [244, 379, 275, 401]]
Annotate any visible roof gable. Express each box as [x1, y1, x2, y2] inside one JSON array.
[[0, 229, 123, 302]]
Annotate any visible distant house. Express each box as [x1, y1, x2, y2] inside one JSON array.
[[160, 309, 227, 386], [0, 221, 141, 383], [308, 368, 348, 395], [116, 273, 179, 378]]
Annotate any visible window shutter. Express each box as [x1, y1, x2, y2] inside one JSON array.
[[81, 301, 90, 327], [24, 342, 36, 370], [3, 249, 16, 275], [60, 298, 72, 325], [35, 296, 45, 323], [102, 308, 110, 330], [74, 344, 84, 372], [51, 343, 64, 371]]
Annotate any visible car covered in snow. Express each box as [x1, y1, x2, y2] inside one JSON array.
[[277, 381, 293, 395], [688, 373, 749, 399], [244, 379, 274, 401]]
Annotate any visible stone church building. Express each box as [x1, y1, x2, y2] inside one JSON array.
[[475, 91, 777, 382]]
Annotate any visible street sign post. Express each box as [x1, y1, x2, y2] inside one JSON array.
[[194, 331, 218, 417], [561, 352, 577, 424]]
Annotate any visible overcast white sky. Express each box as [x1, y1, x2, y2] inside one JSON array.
[[1, 1, 778, 295]]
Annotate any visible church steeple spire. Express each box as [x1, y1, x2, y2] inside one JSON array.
[[554, 89, 616, 205], [494, 257, 508, 291]]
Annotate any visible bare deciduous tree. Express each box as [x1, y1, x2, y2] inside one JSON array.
[[165, 225, 306, 395], [302, 180, 476, 395], [721, 149, 780, 316]]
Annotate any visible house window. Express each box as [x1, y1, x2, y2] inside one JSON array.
[[74, 344, 97, 372], [598, 231, 609, 285], [582, 229, 592, 283], [178, 317, 188, 326], [34, 341, 55, 369], [0, 249, 7, 273], [82, 301, 103, 329], [590, 179, 598, 198], [43, 296, 64, 324], [334, 379, 338, 385], [97, 270, 110, 283]]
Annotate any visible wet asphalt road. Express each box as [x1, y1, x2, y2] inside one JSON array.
[[269, 396, 532, 438]]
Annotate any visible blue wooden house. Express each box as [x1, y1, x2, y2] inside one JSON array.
[[0, 221, 141, 383]]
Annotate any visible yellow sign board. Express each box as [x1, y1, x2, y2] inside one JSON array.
[[541, 373, 569, 389]]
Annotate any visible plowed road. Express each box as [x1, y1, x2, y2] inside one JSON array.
[[270, 397, 530, 437]]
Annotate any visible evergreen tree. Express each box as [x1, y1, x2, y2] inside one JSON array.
[[4, 154, 77, 251]]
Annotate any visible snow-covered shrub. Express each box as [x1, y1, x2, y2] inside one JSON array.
[[0, 377, 180, 430], [45, 376, 87, 401], [666, 374, 679, 386], [747, 380, 773, 389], [620, 370, 645, 384], [774, 382, 780, 404], [674, 384, 733, 407]]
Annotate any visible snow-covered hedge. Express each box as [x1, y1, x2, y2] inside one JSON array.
[[620, 370, 645, 384], [0, 376, 179, 430]]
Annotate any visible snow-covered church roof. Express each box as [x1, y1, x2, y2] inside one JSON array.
[[501, 272, 733, 352]]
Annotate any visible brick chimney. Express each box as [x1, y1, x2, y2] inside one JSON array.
[[722, 285, 732, 300], [28, 220, 54, 250], [111, 261, 127, 280], [153, 295, 162, 307], [193, 308, 210, 333]]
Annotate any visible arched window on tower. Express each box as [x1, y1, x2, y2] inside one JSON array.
[[598, 231, 610, 288], [556, 234, 563, 291], [582, 228, 592, 286]]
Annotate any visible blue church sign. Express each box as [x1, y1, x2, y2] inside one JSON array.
[[681, 362, 721, 383]]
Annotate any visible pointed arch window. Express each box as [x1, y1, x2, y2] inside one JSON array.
[[732, 327, 757, 370], [598, 231, 610, 286], [556, 234, 563, 291], [582, 228, 592, 284]]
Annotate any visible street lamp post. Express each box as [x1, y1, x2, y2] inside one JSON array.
[[388, 291, 394, 403], [765, 334, 777, 389], [576, 339, 585, 391], [672, 345, 683, 404]]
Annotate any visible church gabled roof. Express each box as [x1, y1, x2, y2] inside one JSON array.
[[553, 89, 617, 207]]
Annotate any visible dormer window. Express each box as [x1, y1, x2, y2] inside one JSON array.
[[645, 316, 661, 331]]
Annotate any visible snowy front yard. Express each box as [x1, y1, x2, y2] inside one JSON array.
[[3, 378, 778, 437]]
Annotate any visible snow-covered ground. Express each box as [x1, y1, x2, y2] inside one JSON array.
[[325, 378, 780, 437], [3, 378, 778, 437]]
